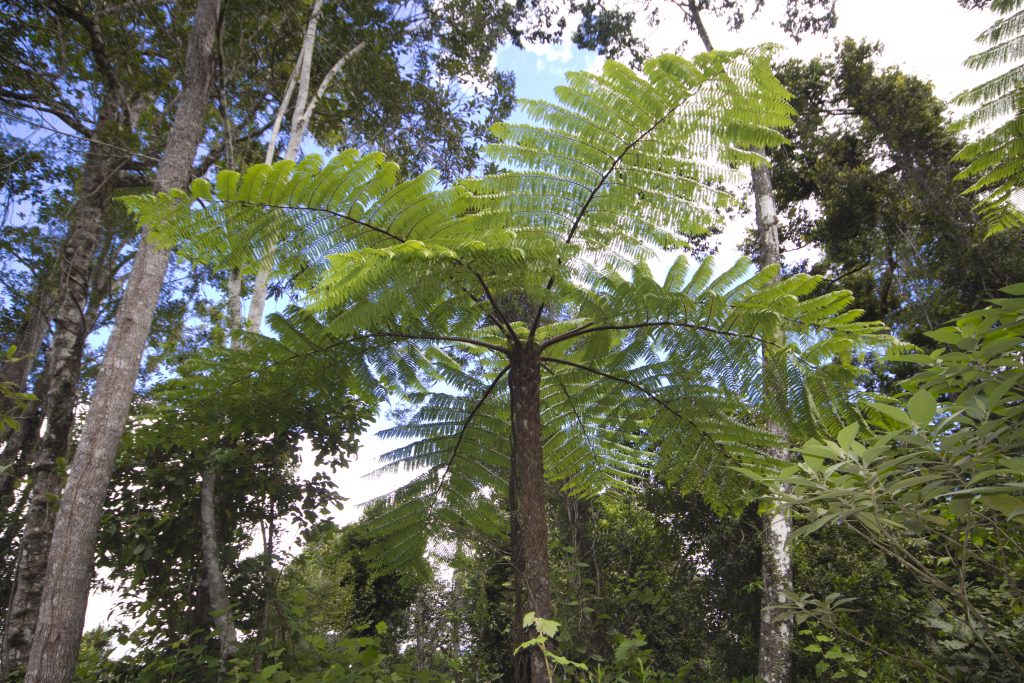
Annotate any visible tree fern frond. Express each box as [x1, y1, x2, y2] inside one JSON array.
[[953, 0, 1024, 234]]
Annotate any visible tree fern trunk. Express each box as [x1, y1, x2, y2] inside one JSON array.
[[752, 162, 794, 683], [508, 346, 551, 683], [0, 90, 118, 676], [23, 1, 221, 679]]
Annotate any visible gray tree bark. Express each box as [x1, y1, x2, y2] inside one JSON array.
[[751, 162, 794, 683], [200, 468, 238, 663], [0, 89, 119, 676], [22, 0, 222, 679], [0, 283, 54, 494]]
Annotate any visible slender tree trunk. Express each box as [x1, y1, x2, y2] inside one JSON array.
[[752, 163, 794, 683], [283, 0, 322, 162], [0, 91, 120, 676], [683, 5, 795, 674], [243, 0, 322, 332], [200, 468, 238, 663], [508, 346, 551, 683], [0, 367, 50, 509], [0, 283, 53, 433], [23, 1, 221, 679], [245, 10, 367, 333], [0, 286, 53, 496], [227, 268, 242, 332], [245, 267, 272, 333]]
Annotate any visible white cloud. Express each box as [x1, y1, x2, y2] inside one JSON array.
[[524, 41, 575, 72]]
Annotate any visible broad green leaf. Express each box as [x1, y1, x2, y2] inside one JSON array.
[[907, 390, 937, 426]]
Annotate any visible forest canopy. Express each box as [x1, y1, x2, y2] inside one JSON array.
[[1, 1, 1023, 682]]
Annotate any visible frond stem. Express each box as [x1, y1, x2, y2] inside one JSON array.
[[439, 365, 510, 485], [538, 319, 770, 351], [538, 355, 759, 487], [224, 201, 519, 341], [527, 107, 680, 341]]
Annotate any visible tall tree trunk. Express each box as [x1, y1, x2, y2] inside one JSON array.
[[752, 163, 794, 683], [200, 468, 238, 664], [201, 275, 246, 661], [508, 346, 551, 683], [683, 5, 794, 674], [23, 0, 221, 679], [0, 90, 119, 676]]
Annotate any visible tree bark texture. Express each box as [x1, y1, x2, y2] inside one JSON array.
[[752, 165, 783, 272], [0, 367, 50, 510], [227, 268, 242, 333], [0, 285, 53, 497], [752, 161, 794, 683], [23, 0, 222, 679], [0, 90, 120, 676], [0, 281, 53, 438], [508, 346, 552, 683], [200, 468, 238, 662]]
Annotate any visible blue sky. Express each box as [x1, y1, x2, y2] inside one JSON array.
[[495, 42, 603, 103]]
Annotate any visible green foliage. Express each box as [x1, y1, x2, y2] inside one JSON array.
[[94, 315, 373, 662], [954, 0, 1024, 233], [755, 285, 1024, 679], [277, 519, 426, 653], [515, 611, 695, 682], [769, 39, 1024, 341], [0, 346, 34, 435], [73, 623, 443, 683], [125, 49, 888, 581], [549, 487, 762, 678], [789, 526, 937, 682]]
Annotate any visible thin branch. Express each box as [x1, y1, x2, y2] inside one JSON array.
[[45, 0, 120, 94], [0, 89, 93, 137], [94, 0, 170, 18], [684, 0, 716, 52], [3, 110, 152, 163], [264, 53, 300, 165], [304, 41, 367, 122]]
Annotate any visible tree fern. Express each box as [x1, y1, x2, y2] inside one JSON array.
[[126, 49, 889, 673]]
